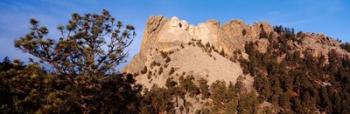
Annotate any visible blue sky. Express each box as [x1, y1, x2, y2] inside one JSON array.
[[0, 0, 349, 67]]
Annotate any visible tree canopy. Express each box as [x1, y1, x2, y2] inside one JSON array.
[[15, 9, 135, 76], [1, 10, 142, 114]]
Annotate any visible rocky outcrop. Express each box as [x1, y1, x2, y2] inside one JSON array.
[[125, 16, 273, 68], [124, 15, 350, 88], [123, 16, 350, 113], [123, 16, 272, 89]]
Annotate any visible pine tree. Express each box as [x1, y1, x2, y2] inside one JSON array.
[[198, 78, 210, 99], [237, 92, 258, 114], [15, 9, 135, 76], [2, 10, 141, 113]]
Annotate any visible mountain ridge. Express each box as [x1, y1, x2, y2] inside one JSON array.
[[123, 16, 350, 113], [124, 16, 348, 86]]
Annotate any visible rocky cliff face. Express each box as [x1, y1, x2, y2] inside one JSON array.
[[124, 16, 347, 86], [123, 16, 271, 89], [123, 16, 350, 113]]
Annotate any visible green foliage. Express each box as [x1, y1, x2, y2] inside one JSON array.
[[273, 25, 295, 39], [237, 92, 258, 114], [139, 85, 175, 114], [139, 76, 202, 114], [210, 81, 227, 107], [3, 8, 350, 114], [180, 43, 185, 48], [279, 91, 291, 109], [165, 56, 171, 63], [198, 78, 210, 99], [165, 77, 178, 96], [195, 108, 210, 114], [0, 58, 142, 113], [1, 10, 143, 113], [259, 24, 268, 39], [141, 66, 148, 74], [219, 49, 225, 57], [158, 67, 163, 75], [209, 80, 259, 114], [169, 67, 175, 75], [205, 42, 210, 48], [179, 76, 200, 97], [160, 51, 168, 59], [340, 42, 350, 52], [150, 61, 160, 68], [242, 29, 247, 36], [15, 9, 135, 76], [240, 28, 350, 113]]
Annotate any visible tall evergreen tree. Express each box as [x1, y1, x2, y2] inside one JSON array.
[[15, 9, 135, 76]]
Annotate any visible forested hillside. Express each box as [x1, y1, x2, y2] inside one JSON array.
[[0, 10, 349, 114], [240, 26, 350, 114]]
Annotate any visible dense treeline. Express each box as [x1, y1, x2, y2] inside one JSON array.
[[340, 42, 350, 52], [240, 26, 350, 114], [0, 58, 141, 113], [138, 75, 265, 114], [0, 10, 144, 113], [0, 56, 263, 114]]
